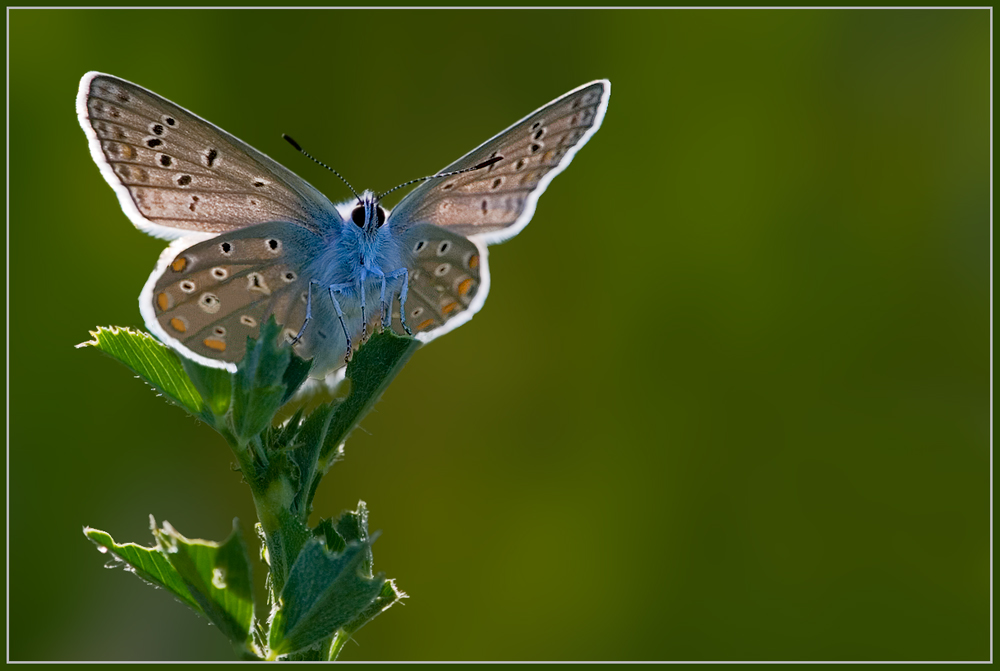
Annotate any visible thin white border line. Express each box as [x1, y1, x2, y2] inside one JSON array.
[[6, 5, 993, 666], [3, 5, 997, 8], [5, 5, 10, 665], [989, 5, 994, 664], [1, 661, 995, 665]]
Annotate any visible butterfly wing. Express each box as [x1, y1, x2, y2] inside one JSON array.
[[139, 221, 337, 372], [389, 224, 487, 343], [77, 72, 342, 240], [385, 80, 609, 344], [386, 79, 609, 246]]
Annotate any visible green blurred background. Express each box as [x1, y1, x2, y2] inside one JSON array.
[[8, 8, 989, 662]]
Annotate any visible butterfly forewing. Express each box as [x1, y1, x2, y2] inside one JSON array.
[[79, 72, 340, 239], [387, 80, 609, 244]]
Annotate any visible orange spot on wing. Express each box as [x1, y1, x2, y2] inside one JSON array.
[[169, 318, 187, 333], [458, 279, 473, 296], [416, 318, 435, 330], [157, 292, 169, 311], [203, 338, 226, 352], [171, 257, 188, 272], [468, 254, 479, 269], [442, 302, 459, 314]]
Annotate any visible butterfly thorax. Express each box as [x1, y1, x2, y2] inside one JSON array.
[[310, 192, 402, 288]]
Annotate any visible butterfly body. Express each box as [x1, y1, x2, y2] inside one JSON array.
[[78, 72, 609, 378], [308, 192, 408, 326]]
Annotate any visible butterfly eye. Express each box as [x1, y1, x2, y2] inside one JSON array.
[[376, 207, 386, 228], [351, 206, 366, 227]]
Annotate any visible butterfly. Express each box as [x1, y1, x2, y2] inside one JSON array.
[[77, 72, 610, 378]]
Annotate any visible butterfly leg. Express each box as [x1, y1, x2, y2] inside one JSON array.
[[327, 283, 354, 363], [385, 267, 411, 335], [292, 280, 322, 344], [364, 266, 390, 331], [357, 269, 369, 343]]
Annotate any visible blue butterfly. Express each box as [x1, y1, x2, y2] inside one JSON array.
[[78, 72, 610, 378]]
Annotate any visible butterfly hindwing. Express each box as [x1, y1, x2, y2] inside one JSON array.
[[387, 80, 609, 245], [391, 224, 485, 340], [78, 72, 341, 240], [141, 222, 323, 370]]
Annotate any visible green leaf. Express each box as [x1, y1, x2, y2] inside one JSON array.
[[288, 330, 419, 513], [181, 358, 232, 419], [272, 406, 305, 449], [311, 518, 346, 554], [78, 326, 204, 415], [269, 502, 401, 659], [321, 330, 420, 464], [281, 354, 313, 405], [325, 504, 405, 660], [231, 318, 293, 442], [84, 522, 203, 615], [327, 579, 407, 661], [334, 502, 373, 576], [287, 403, 336, 517], [153, 519, 257, 652], [267, 538, 386, 657], [271, 330, 419, 517]]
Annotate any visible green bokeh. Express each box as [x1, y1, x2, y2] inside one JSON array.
[[8, 8, 989, 661]]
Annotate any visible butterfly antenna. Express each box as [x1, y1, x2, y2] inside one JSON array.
[[375, 155, 504, 202], [283, 134, 362, 204]]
